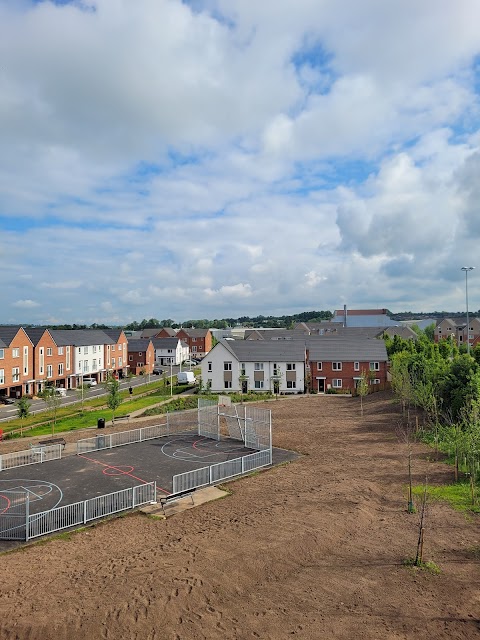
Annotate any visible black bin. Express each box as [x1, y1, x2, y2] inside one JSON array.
[[97, 418, 105, 429]]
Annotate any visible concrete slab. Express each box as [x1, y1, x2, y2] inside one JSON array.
[[141, 486, 229, 518]]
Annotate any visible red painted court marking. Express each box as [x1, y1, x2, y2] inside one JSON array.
[[192, 437, 208, 450], [0, 494, 11, 514], [103, 465, 135, 476], [79, 454, 169, 494]]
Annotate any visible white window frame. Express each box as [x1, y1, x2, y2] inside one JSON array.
[[46, 364, 53, 378], [58, 363, 64, 376], [286, 363, 296, 371], [224, 362, 232, 371], [369, 362, 380, 371], [354, 362, 360, 371], [12, 367, 20, 383], [208, 362, 212, 372], [286, 380, 296, 389], [332, 379, 342, 388], [254, 362, 264, 371], [254, 380, 264, 389], [332, 362, 342, 371], [12, 348, 20, 358], [317, 362, 322, 371], [0, 349, 4, 359], [224, 380, 232, 389], [46, 347, 52, 356], [0, 368, 4, 384]]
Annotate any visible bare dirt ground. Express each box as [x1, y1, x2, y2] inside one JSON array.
[[0, 392, 479, 640]]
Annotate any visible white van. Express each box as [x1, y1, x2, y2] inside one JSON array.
[[82, 378, 97, 387], [177, 371, 196, 385], [54, 388, 67, 397]]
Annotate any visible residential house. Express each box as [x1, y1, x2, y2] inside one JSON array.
[[127, 339, 155, 375], [176, 328, 212, 359], [155, 327, 177, 338], [50, 329, 116, 387], [307, 337, 388, 393], [102, 329, 129, 378], [152, 337, 188, 366], [200, 340, 306, 394], [23, 327, 73, 394], [434, 317, 480, 349], [0, 327, 34, 399]]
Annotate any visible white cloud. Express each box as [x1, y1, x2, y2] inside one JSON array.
[[1, 0, 480, 323]]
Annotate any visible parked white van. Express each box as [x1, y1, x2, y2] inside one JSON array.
[[82, 378, 97, 387], [54, 388, 67, 397], [177, 371, 196, 385]]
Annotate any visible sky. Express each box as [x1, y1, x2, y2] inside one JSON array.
[[1, 0, 480, 326]]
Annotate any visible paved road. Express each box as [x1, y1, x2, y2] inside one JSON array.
[[0, 365, 196, 424]]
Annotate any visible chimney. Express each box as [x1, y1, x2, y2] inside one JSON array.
[[344, 304, 347, 328]]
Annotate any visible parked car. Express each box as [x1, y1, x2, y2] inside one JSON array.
[[0, 396, 15, 405], [54, 387, 67, 397], [153, 366, 164, 375], [82, 378, 97, 387], [182, 360, 197, 367]]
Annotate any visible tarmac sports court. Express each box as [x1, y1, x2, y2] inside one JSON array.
[[0, 433, 295, 519]]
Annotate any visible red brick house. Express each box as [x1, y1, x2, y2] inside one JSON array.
[[307, 337, 388, 393], [175, 328, 212, 359], [0, 327, 35, 399], [103, 329, 129, 378], [127, 339, 155, 375], [23, 328, 73, 394]]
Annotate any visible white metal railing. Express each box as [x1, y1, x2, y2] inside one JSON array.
[[26, 482, 156, 541], [172, 449, 272, 494], [0, 444, 63, 472]]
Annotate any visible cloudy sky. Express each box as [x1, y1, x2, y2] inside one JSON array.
[[1, 0, 480, 325]]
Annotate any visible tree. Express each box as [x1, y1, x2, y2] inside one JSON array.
[[105, 374, 122, 424], [16, 396, 30, 436], [38, 384, 62, 436], [356, 370, 369, 417], [76, 383, 89, 413]]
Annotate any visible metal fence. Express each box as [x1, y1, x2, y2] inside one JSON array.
[[76, 413, 197, 454], [0, 491, 28, 540], [0, 444, 63, 472], [26, 482, 156, 541], [172, 448, 272, 494]]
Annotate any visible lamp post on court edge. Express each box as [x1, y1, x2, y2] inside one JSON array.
[[461, 266, 475, 355]]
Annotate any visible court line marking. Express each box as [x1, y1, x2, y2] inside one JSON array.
[[78, 454, 169, 495]]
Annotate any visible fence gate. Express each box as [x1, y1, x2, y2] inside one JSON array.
[[0, 490, 28, 541], [221, 404, 245, 441], [198, 398, 220, 440]]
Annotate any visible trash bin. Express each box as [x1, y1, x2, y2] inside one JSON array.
[[97, 418, 105, 429]]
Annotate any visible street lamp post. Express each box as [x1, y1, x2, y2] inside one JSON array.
[[461, 266, 475, 354], [170, 358, 173, 396]]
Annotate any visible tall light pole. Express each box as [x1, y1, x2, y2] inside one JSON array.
[[461, 266, 475, 354]]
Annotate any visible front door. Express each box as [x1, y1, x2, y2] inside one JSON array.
[[242, 380, 248, 394], [318, 379, 325, 393]]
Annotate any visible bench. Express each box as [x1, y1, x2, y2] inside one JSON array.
[[160, 488, 197, 512], [30, 437, 66, 450], [115, 415, 130, 422]]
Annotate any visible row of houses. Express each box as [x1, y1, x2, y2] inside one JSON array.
[[200, 336, 389, 395], [434, 317, 480, 349], [0, 327, 201, 400]]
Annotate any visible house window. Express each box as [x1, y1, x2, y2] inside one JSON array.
[[354, 362, 360, 371], [58, 347, 64, 355], [83, 362, 89, 373], [332, 379, 342, 388], [12, 367, 20, 383], [112, 358, 115, 367], [224, 380, 232, 389], [46, 348, 52, 356], [273, 363, 280, 376], [139, 352, 143, 356], [23, 347, 28, 375], [58, 363, 64, 376], [317, 362, 322, 371], [0, 349, 4, 359], [370, 379, 381, 385], [84, 347, 88, 354], [287, 363, 296, 370], [0, 369, 4, 384], [192, 346, 197, 352], [118, 357, 122, 367], [332, 362, 342, 371], [369, 362, 380, 371], [192, 338, 196, 342], [94, 345, 98, 353], [93, 359, 97, 370], [12, 348, 20, 358], [66, 346, 70, 370], [287, 380, 296, 389], [208, 362, 212, 372], [46, 365, 53, 378], [254, 380, 264, 389], [224, 362, 232, 371], [254, 362, 264, 370], [98, 358, 102, 368], [129, 355, 133, 362]]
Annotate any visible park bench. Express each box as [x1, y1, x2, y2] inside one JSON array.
[[115, 415, 131, 422], [30, 437, 66, 450], [160, 488, 197, 513]]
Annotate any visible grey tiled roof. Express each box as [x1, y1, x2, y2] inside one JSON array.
[[152, 337, 183, 349], [219, 339, 306, 362], [127, 339, 152, 351], [307, 337, 388, 361], [49, 329, 116, 346], [0, 326, 31, 347]]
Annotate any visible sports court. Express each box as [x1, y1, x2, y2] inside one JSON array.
[[0, 433, 292, 516]]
